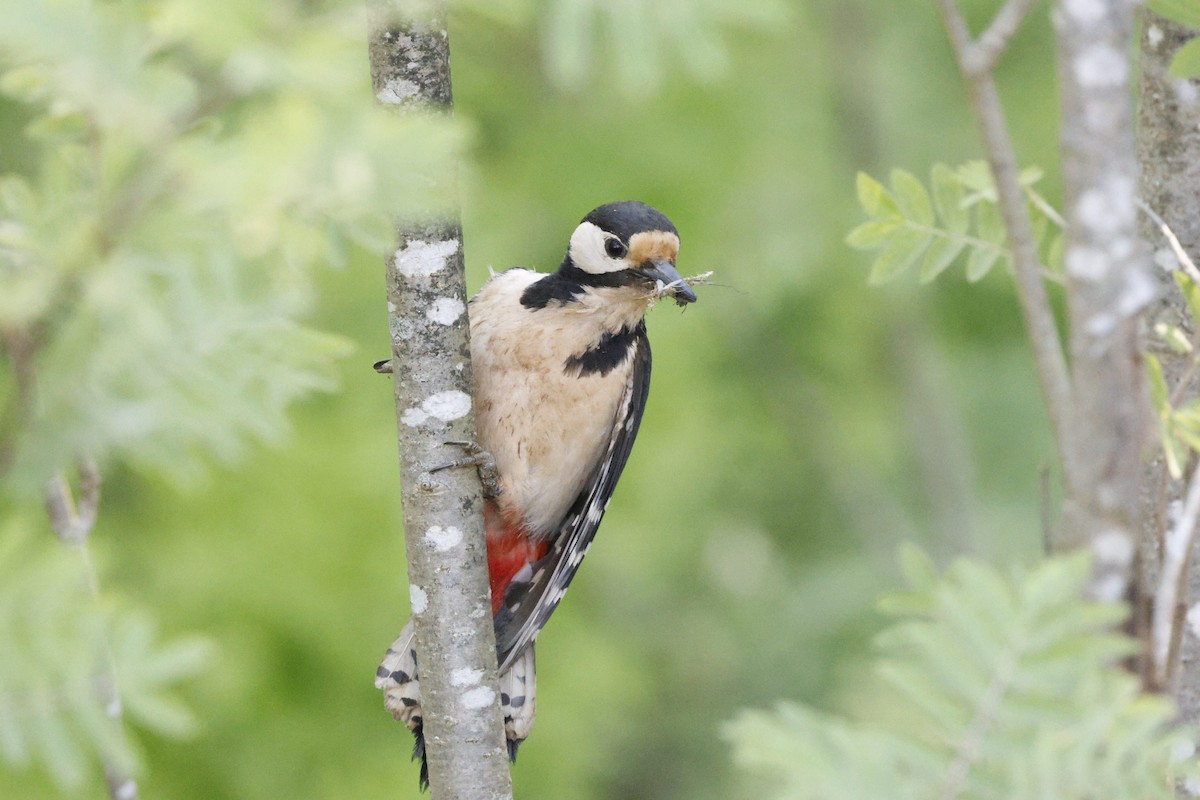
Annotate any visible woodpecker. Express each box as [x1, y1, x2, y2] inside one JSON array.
[[375, 200, 696, 786]]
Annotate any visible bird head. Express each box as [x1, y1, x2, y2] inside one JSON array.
[[563, 201, 697, 306]]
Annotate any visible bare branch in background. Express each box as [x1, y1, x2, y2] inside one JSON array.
[[965, 0, 1042, 76], [367, 2, 513, 796], [933, 0, 1077, 502], [1152, 462, 1200, 689], [1138, 198, 1200, 285], [44, 460, 137, 800]]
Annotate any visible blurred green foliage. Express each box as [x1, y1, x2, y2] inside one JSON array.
[[728, 550, 1197, 800], [0, 522, 209, 791], [0, 0, 461, 491], [847, 162, 1064, 285], [0, 0, 1078, 797]]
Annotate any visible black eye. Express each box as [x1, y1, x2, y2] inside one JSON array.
[[604, 238, 627, 259]]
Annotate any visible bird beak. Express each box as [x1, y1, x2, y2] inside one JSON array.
[[640, 260, 697, 305]]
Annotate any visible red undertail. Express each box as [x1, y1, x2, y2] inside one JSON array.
[[484, 501, 549, 616]]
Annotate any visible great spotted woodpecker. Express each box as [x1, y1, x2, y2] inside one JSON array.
[[375, 201, 696, 784]]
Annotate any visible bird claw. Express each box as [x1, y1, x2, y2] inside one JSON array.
[[431, 440, 503, 499]]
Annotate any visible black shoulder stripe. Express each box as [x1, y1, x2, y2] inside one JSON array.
[[520, 272, 584, 309], [564, 322, 644, 377], [520, 260, 642, 311]]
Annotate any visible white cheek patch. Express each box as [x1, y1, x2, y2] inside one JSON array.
[[568, 221, 631, 275]]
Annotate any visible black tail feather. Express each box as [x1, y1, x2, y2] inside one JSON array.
[[411, 720, 428, 791]]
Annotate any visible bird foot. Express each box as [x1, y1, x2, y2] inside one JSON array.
[[431, 441, 503, 499]]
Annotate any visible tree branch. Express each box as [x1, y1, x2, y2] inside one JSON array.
[[933, 0, 1077, 495], [1137, 197, 1200, 286], [44, 459, 137, 800], [367, 2, 513, 796], [965, 0, 1042, 76], [1053, 0, 1147, 601], [1136, 8, 1200, 714], [1153, 461, 1200, 689]]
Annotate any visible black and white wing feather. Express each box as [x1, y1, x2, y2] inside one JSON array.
[[493, 333, 651, 672]]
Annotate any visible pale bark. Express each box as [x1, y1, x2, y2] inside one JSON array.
[[1136, 10, 1200, 707], [367, 2, 514, 797], [1052, 0, 1149, 602]]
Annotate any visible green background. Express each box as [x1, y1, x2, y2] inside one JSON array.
[[2, 0, 1064, 797]]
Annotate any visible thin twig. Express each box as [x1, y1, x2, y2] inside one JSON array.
[[1137, 197, 1200, 286], [940, 653, 1015, 800], [44, 461, 137, 800], [368, 1, 514, 795], [1026, 188, 1066, 229], [964, 0, 1042, 76], [934, 0, 1077, 494], [1153, 461, 1200, 687], [1039, 463, 1053, 555], [0, 327, 38, 481]]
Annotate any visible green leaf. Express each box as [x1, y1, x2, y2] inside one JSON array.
[[0, 175, 35, 214], [1148, 354, 1186, 479], [0, 65, 50, 101], [889, 168, 934, 226], [1149, 0, 1200, 28], [845, 220, 903, 250], [1046, 233, 1065, 273], [867, 228, 931, 284], [1155, 322, 1194, 354], [24, 111, 90, 143], [965, 201, 1006, 281], [975, 199, 1007, 245], [918, 235, 966, 283], [1017, 165, 1044, 187], [897, 544, 938, 592], [1176, 272, 1200, 322], [966, 244, 1002, 282], [731, 550, 1192, 800], [1030, 206, 1049, 248], [955, 159, 993, 195], [930, 163, 967, 233], [0, 524, 210, 787], [1171, 37, 1200, 79], [1173, 399, 1200, 451], [1166, 426, 1187, 479], [856, 172, 900, 218], [1147, 353, 1171, 415]]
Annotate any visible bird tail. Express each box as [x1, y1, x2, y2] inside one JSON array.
[[499, 644, 536, 760], [375, 621, 537, 788], [375, 620, 428, 788]]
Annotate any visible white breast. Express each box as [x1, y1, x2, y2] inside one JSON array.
[[469, 269, 644, 536]]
